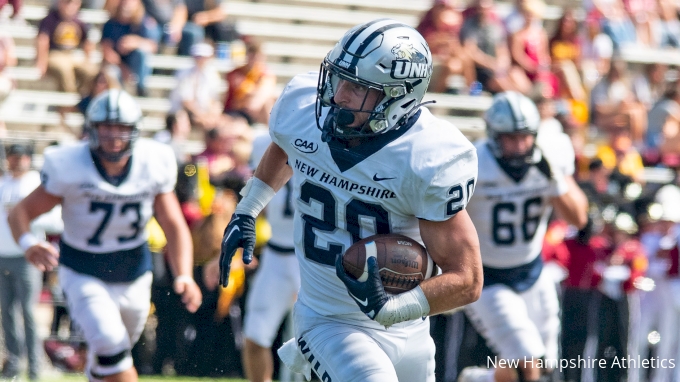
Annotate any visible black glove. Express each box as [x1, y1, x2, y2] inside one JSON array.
[[335, 253, 388, 320], [220, 214, 256, 287]]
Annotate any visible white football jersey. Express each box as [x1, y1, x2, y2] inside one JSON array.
[[269, 72, 478, 321], [466, 141, 566, 269], [251, 131, 295, 249], [41, 139, 177, 254]]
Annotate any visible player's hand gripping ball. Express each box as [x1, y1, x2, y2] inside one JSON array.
[[335, 234, 435, 320], [341, 234, 435, 294]]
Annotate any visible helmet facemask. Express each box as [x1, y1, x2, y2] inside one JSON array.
[[491, 131, 537, 169], [484, 91, 541, 178], [316, 61, 394, 142], [89, 123, 139, 162], [86, 89, 142, 162]]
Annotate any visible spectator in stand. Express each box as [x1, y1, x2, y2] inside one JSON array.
[[141, 0, 192, 55], [36, 0, 97, 95], [647, 84, 680, 156], [101, 0, 159, 96], [0, 0, 21, 22], [170, 43, 223, 130], [59, 65, 122, 137], [416, 0, 472, 93], [194, 113, 253, 181], [626, 0, 658, 46], [601, 0, 638, 50], [0, 144, 63, 381], [503, 0, 528, 35], [636, 184, 680, 382], [596, 124, 646, 183], [544, 174, 648, 382], [647, 91, 680, 163], [75, 65, 122, 116], [652, 0, 680, 48], [633, 63, 668, 110], [508, 0, 555, 95], [106, 0, 199, 56], [223, 37, 277, 125], [184, 0, 239, 49], [580, 16, 614, 91], [590, 58, 648, 143], [460, 0, 529, 94], [549, 9, 587, 102]]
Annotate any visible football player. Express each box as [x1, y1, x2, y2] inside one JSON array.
[[459, 91, 588, 382], [8, 89, 202, 382], [241, 130, 300, 382], [220, 19, 483, 381]]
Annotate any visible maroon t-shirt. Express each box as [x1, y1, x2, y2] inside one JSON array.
[[38, 9, 89, 51]]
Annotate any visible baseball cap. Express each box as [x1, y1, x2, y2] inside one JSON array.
[[190, 43, 214, 58], [6, 144, 32, 157]]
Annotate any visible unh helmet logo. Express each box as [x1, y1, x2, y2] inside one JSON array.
[[390, 43, 430, 79]]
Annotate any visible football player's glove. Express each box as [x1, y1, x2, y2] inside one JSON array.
[[335, 253, 388, 320], [219, 214, 256, 287]]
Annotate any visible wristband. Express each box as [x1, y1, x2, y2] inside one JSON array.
[[374, 286, 430, 327], [174, 275, 195, 286], [18, 233, 41, 252], [234, 177, 276, 218]]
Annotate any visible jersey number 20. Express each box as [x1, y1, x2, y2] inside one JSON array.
[[299, 181, 389, 266]]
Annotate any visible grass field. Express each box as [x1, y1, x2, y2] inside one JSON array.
[[40, 374, 247, 382]]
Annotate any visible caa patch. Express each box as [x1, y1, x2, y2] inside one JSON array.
[[291, 138, 318, 154], [390, 43, 430, 79]]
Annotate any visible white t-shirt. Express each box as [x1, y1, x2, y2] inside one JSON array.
[[169, 64, 222, 114]]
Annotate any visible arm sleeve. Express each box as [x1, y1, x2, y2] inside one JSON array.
[[415, 148, 478, 221]]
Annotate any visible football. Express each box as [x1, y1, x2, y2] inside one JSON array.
[[342, 233, 435, 294]]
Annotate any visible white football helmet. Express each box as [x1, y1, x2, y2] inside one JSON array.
[[484, 91, 540, 168], [86, 89, 141, 162], [316, 18, 433, 141]]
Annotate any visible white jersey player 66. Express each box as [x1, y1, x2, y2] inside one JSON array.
[[40, 138, 177, 281], [466, 142, 565, 270]]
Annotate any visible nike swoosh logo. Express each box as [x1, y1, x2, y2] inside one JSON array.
[[349, 292, 369, 307], [224, 225, 240, 243], [373, 174, 396, 181]]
